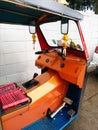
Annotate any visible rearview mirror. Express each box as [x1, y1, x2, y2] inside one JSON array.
[[29, 21, 36, 34], [61, 18, 69, 34]]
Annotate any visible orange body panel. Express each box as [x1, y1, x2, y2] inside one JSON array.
[[2, 70, 68, 130], [1, 52, 86, 130], [36, 52, 86, 88]]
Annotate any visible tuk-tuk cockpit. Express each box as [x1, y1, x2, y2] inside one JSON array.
[[0, 0, 89, 130]]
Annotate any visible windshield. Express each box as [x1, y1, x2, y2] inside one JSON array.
[[40, 20, 83, 51], [40, 21, 62, 46]]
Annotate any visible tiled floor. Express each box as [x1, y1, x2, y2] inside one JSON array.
[[65, 70, 98, 130]]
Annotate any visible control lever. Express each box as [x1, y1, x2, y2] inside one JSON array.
[[35, 49, 48, 54], [35, 46, 63, 54], [50, 97, 73, 118], [35, 47, 65, 60]]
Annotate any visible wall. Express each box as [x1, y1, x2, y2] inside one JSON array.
[[0, 12, 98, 85], [80, 11, 98, 59], [0, 24, 41, 85]]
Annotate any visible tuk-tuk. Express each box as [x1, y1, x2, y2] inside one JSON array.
[[0, 0, 89, 130]]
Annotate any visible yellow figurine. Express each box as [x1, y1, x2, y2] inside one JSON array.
[[57, 34, 69, 56], [61, 34, 69, 55]]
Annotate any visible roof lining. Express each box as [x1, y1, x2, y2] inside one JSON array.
[[0, 0, 83, 25]]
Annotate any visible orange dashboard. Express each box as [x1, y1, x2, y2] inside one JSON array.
[[35, 52, 86, 88]]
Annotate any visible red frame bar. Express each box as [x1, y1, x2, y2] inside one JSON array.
[[77, 21, 89, 60]]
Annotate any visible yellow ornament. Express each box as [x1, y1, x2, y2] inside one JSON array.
[[62, 34, 69, 41], [32, 34, 36, 50]]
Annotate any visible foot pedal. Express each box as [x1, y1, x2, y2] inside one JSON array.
[[67, 109, 76, 119], [22, 79, 39, 89], [50, 97, 73, 118], [63, 97, 73, 105], [22, 73, 39, 89]]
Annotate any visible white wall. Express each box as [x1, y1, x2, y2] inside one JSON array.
[[0, 24, 41, 85], [0, 12, 98, 85], [80, 11, 98, 59]]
